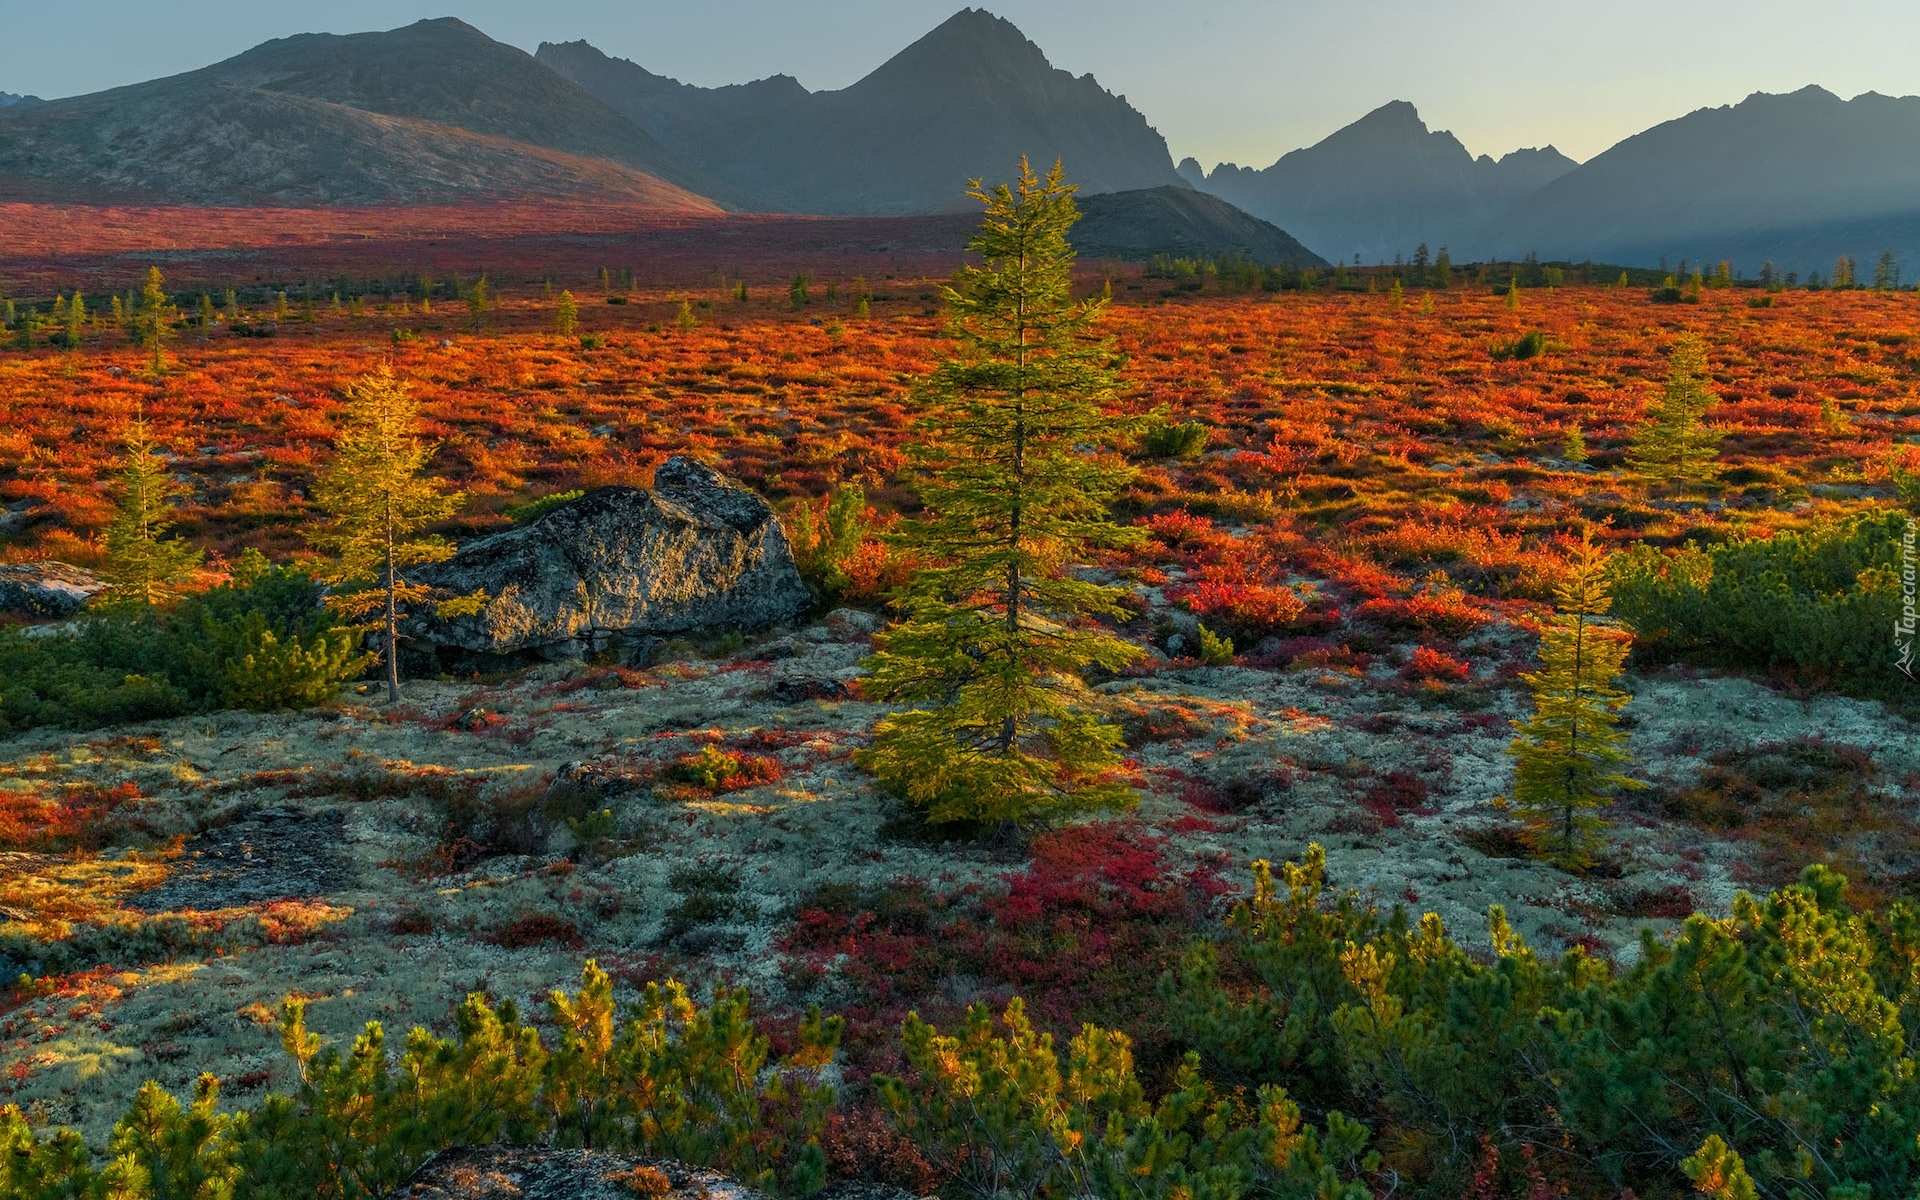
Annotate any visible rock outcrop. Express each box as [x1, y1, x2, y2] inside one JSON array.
[[387, 1147, 918, 1200], [405, 456, 808, 667], [0, 561, 106, 618]]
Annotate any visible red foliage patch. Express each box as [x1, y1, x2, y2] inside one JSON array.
[[1401, 646, 1472, 684], [0, 782, 146, 852]]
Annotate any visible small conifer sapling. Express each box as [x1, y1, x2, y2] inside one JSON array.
[[103, 417, 203, 607], [1505, 535, 1642, 866], [856, 159, 1145, 826], [309, 367, 482, 702]]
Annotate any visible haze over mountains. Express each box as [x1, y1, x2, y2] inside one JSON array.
[[1179, 102, 1578, 266], [1, 8, 1918, 274], [537, 10, 1184, 216]]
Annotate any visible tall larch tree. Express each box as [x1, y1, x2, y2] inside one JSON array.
[[1627, 335, 1721, 486], [1505, 535, 1642, 866], [555, 288, 578, 337], [856, 159, 1145, 827], [103, 417, 203, 607], [309, 366, 478, 702]]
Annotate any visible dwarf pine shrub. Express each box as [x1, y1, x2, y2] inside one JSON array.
[[1610, 510, 1910, 701], [0, 551, 365, 730]]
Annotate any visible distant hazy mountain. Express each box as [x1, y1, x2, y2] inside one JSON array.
[[0, 19, 726, 208], [542, 8, 1186, 215], [534, 41, 805, 176], [1186, 101, 1577, 264], [1476, 86, 1920, 275], [1072, 186, 1324, 266], [0, 92, 40, 108]]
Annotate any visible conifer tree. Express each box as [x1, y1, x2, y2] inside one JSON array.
[[136, 266, 170, 374], [555, 289, 578, 337], [1505, 536, 1641, 866], [1505, 275, 1520, 309], [1563, 421, 1587, 463], [309, 367, 477, 702], [103, 418, 202, 607], [467, 274, 489, 333], [856, 159, 1144, 826], [64, 292, 84, 350], [1627, 335, 1721, 485], [676, 299, 697, 331]]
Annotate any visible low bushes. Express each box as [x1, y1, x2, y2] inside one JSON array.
[[5, 850, 1912, 1198], [0, 552, 366, 731], [1610, 510, 1910, 701]]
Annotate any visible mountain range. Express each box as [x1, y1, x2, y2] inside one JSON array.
[[1179, 102, 1578, 266], [3, 11, 1919, 274], [535, 10, 1184, 216]]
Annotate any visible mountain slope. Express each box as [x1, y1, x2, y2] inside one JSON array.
[[0, 19, 728, 208], [1072, 186, 1324, 266], [0, 93, 39, 109], [533, 40, 805, 175], [1190, 101, 1577, 263], [544, 8, 1186, 215], [1476, 86, 1920, 273]]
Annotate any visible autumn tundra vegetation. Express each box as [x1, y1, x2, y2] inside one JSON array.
[[0, 170, 1919, 1199]]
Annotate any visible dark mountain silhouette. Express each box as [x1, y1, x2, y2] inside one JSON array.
[[542, 8, 1186, 215], [0, 93, 40, 109], [1474, 87, 1920, 275], [1186, 101, 1577, 264], [533, 41, 805, 176], [0, 19, 727, 208], [1072, 186, 1324, 266]]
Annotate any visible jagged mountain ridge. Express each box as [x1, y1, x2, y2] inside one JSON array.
[[1184, 101, 1577, 264], [540, 8, 1187, 215], [1472, 86, 1920, 274], [0, 19, 728, 208], [0, 93, 41, 109]]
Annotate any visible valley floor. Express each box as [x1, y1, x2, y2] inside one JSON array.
[[3, 594, 1914, 1141]]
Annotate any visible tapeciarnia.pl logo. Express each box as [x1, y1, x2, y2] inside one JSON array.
[[1898, 517, 1917, 679]]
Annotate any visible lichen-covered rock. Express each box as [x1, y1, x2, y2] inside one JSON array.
[[386, 1148, 920, 1200], [406, 456, 808, 666], [0, 561, 106, 618], [386, 1148, 766, 1200]]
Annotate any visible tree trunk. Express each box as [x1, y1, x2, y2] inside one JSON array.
[[385, 522, 401, 704]]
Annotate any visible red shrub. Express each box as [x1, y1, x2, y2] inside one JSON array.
[[1402, 646, 1472, 683]]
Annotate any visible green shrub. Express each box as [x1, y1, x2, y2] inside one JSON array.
[[503, 489, 585, 524], [1139, 418, 1211, 460], [784, 483, 869, 600], [1609, 510, 1910, 700], [1491, 330, 1549, 361], [0, 552, 366, 730], [8, 855, 1920, 1198]]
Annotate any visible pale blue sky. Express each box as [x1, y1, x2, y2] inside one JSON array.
[[2, 0, 1915, 167]]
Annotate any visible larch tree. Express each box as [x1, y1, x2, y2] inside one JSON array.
[[309, 366, 480, 702], [64, 291, 85, 350], [136, 267, 171, 374], [555, 289, 578, 337], [1627, 335, 1721, 486], [855, 158, 1145, 827], [103, 417, 203, 607], [1505, 535, 1642, 866], [466, 274, 489, 334]]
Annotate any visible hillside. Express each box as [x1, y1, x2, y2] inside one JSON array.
[[0, 19, 727, 209], [1187, 101, 1577, 263], [533, 40, 805, 176], [542, 8, 1186, 215], [0, 92, 39, 108], [1071, 186, 1325, 266], [1476, 86, 1920, 275]]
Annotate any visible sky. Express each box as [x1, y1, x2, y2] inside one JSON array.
[[2, 0, 1917, 167]]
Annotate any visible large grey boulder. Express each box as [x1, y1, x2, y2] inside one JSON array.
[[405, 456, 808, 666], [0, 562, 107, 618]]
